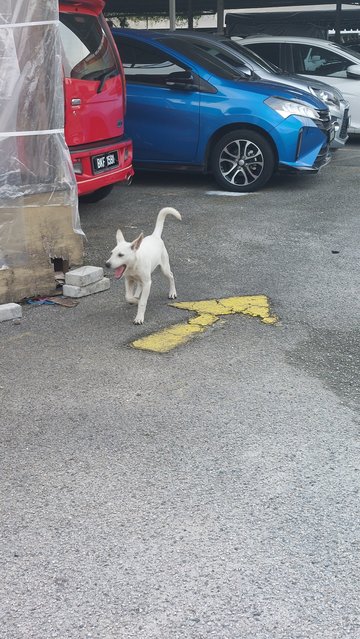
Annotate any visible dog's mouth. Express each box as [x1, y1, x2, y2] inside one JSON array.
[[114, 265, 126, 280]]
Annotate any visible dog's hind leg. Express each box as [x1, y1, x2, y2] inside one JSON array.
[[160, 248, 177, 299]]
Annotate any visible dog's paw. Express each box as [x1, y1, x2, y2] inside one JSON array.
[[134, 317, 144, 325], [168, 292, 177, 299]]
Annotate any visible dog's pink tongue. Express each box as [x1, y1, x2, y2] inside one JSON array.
[[114, 265, 126, 280]]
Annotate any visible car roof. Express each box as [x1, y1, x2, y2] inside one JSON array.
[[114, 29, 357, 56], [241, 34, 350, 47], [114, 29, 231, 43], [240, 34, 360, 60], [112, 28, 159, 38]]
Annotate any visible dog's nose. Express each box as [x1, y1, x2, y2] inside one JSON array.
[[105, 261, 110, 269]]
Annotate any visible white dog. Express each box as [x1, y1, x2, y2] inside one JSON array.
[[105, 207, 182, 324]]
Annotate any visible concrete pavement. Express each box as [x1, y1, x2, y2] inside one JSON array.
[[1, 141, 359, 638]]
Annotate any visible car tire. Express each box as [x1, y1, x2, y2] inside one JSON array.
[[79, 184, 114, 204], [211, 129, 275, 192]]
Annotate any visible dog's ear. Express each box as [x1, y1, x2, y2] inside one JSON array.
[[131, 233, 144, 251], [116, 229, 125, 243]]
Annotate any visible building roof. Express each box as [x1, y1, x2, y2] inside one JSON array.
[[104, 1, 360, 17]]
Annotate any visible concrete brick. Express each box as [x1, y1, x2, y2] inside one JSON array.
[[63, 277, 110, 298], [65, 266, 103, 287], [0, 303, 22, 322]]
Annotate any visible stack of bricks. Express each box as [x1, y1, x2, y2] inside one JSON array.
[[63, 266, 110, 298]]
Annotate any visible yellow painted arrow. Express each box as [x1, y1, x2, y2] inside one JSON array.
[[131, 295, 277, 353]]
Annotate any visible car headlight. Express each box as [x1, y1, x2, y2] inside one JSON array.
[[309, 86, 340, 108], [265, 96, 321, 120]]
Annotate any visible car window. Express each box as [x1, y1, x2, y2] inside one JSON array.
[[112, 36, 186, 85], [160, 36, 246, 80], [324, 40, 360, 61], [244, 42, 281, 68], [59, 13, 119, 80], [227, 39, 283, 73], [187, 40, 252, 75], [292, 43, 351, 78]]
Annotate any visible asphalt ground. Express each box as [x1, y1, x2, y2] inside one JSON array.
[[1, 140, 360, 639]]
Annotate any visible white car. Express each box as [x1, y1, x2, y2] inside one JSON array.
[[238, 35, 360, 134]]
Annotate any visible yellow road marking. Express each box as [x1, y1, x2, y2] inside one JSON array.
[[131, 295, 277, 353], [0, 331, 33, 344]]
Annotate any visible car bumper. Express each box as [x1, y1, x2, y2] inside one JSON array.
[[70, 136, 134, 196], [330, 102, 350, 148], [279, 147, 332, 174], [274, 111, 334, 173]]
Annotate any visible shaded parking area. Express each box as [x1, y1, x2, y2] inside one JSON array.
[[1, 141, 359, 638]]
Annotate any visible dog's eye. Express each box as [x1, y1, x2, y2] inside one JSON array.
[[118, 253, 124, 257]]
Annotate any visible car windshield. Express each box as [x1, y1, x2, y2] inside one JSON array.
[[59, 12, 119, 80], [159, 35, 253, 79], [225, 38, 283, 74], [328, 41, 360, 62]]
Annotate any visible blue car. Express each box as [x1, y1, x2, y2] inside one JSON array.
[[112, 29, 334, 192]]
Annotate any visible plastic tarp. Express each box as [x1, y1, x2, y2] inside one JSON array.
[[0, 0, 83, 271]]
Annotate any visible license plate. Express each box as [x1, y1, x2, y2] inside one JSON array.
[[329, 127, 335, 142], [92, 150, 119, 174]]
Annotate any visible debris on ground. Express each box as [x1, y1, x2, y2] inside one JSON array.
[[26, 296, 78, 308]]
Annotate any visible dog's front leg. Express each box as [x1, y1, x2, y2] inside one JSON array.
[[125, 277, 139, 305], [134, 280, 151, 324], [134, 282, 142, 299]]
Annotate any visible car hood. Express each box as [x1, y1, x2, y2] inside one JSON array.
[[275, 72, 344, 99], [219, 76, 328, 110]]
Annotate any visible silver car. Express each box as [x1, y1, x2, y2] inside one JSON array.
[[238, 35, 359, 135], [180, 34, 349, 148]]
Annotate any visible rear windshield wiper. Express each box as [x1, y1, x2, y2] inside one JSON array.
[[96, 67, 117, 93]]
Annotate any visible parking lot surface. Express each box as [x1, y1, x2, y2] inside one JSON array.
[[1, 142, 359, 638]]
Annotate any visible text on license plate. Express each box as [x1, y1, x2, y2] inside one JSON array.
[[92, 151, 119, 173], [329, 127, 335, 141]]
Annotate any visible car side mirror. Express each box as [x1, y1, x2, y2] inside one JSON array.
[[165, 70, 196, 90], [346, 64, 360, 79], [237, 64, 253, 79]]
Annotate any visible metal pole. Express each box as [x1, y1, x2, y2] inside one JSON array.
[[217, 0, 224, 34], [335, 2, 342, 44], [169, 0, 176, 31], [188, 0, 193, 30]]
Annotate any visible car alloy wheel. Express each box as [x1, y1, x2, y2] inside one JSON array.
[[211, 128, 275, 192]]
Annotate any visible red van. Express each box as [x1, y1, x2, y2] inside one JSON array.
[[59, 0, 134, 202]]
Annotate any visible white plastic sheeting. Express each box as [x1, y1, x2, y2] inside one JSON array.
[[0, 0, 83, 270]]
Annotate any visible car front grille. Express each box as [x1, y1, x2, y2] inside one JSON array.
[[339, 107, 350, 139], [312, 109, 332, 169]]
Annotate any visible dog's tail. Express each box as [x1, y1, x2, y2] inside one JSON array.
[[153, 207, 182, 238]]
